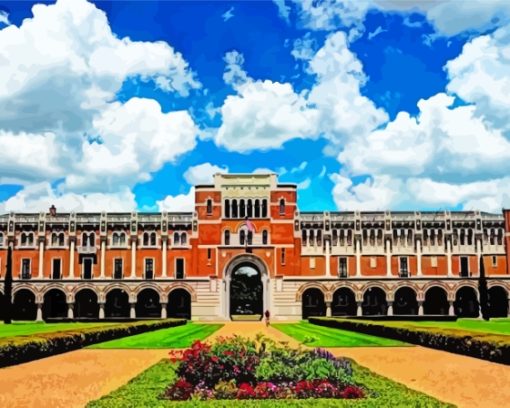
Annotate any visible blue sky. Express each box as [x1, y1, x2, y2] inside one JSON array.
[[1, 0, 510, 213]]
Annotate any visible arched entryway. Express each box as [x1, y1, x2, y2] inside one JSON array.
[[223, 255, 269, 321], [167, 289, 191, 319], [488, 286, 508, 317], [362, 287, 387, 316], [13, 289, 37, 320], [105, 288, 130, 318], [302, 288, 326, 318], [423, 286, 449, 315], [393, 287, 418, 315], [331, 288, 356, 316], [43, 289, 67, 319], [75, 289, 99, 319], [136, 288, 161, 318], [454, 286, 479, 317]]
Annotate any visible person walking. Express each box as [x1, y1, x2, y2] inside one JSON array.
[[264, 309, 270, 327]]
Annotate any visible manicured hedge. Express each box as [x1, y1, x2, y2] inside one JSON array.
[[0, 319, 186, 368], [309, 318, 510, 365]]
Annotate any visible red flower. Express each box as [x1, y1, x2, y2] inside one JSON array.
[[340, 385, 365, 399], [237, 383, 256, 399]]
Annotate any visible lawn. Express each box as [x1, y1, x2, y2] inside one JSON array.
[[87, 358, 451, 407], [272, 322, 408, 347], [0, 321, 117, 339], [378, 318, 510, 336], [88, 323, 223, 349]]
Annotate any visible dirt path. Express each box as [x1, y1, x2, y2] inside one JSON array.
[[0, 349, 169, 408]]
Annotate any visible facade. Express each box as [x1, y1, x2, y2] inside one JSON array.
[[0, 173, 509, 321]]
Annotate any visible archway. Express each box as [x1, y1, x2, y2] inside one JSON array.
[[13, 289, 37, 320], [423, 287, 449, 315], [75, 289, 99, 319], [105, 288, 130, 318], [43, 289, 67, 319], [488, 286, 508, 317], [230, 263, 263, 319], [454, 286, 479, 317], [167, 289, 191, 319], [362, 287, 387, 316], [331, 288, 356, 316], [136, 288, 161, 318], [393, 287, 418, 315], [302, 288, 326, 318]]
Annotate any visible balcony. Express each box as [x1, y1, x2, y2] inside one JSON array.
[[77, 246, 97, 254]]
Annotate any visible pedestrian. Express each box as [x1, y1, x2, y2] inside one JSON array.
[[264, 309, 270, 327]]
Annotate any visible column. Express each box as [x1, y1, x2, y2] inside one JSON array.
[[36, 302, 43, 322], [386, 239, 392, 277], [325, 240, 331, 276], [67, 303, 74, 319], [38, 240, 44, 279], [507, 298, 510, 317], [130, 302, 136, 319], [418, 301, 424, 316], [387, 301, 393, 316], [326, 301, 332, 317], [130, 239, 136, 278], [355, 239, 361, 277], [162, 238, 167, 278], [99, 303, 105, 319], [476, 238, 482, 276], [69, 239, 75, 279], [448, 300, 455, 316], [100, 239, 106, 279], [416, 239, 422, 276], [356, 301, 363, 317], [161, 303, 167, 319], [447, 240, 453, 277]]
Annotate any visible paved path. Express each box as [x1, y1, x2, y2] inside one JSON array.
[[0, 349, 169, 408]]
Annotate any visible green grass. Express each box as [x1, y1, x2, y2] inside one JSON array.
[[376, 318, 510, 336], [272, 322, 408, 347], [0, 321, 117, 339], [88, 323, 223, 349], [87, 358, 452, 407]]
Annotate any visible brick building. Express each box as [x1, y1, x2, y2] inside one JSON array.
[[0, 173, 509, 321]]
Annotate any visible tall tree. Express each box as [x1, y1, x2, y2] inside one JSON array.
[[3, 244, 13, 324], [478, 255, 490, 321]]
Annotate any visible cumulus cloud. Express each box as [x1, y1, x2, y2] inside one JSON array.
[[157, 188, 195, 212], [184, 163, 228, 185]]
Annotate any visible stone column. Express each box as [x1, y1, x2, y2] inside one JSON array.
[[69, 239, 75, 279], [447, 240, 453, 277], [387, 301, 393, 316], [476, 238, 482, 276], [507, 298, 510, 317], [100, 239, 106, 279], [161, 303, 167, 319], [355, 240, 361, 277], [67, 303, 74, 319], [130, 302, 136, 319], [418, 301, 424, 316], [386, 239, 392, 277], [130, 240, 136, 278], [99, 303, 105, 319], [326, 301, 332, 317], [416, 239, 422, 276], [356, 301, 363, 317], [36, 302, 43, 322], [325, 240, 331, 276], [162, 238, 167, 278], [38, 240, 44, 279], [448, 300, 455, 316]]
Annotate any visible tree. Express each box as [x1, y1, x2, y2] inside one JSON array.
[[478, 255, 490, 321], [3, 244, 13, 324]]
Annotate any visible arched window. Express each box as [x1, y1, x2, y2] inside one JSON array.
[[181, 232, 187, 245], [460, 229, 465, 245], [224, 230, 230, 245], [369, 229, 375, 246], [347, 230, 353, 246], [498, 228, 504, 245], [232, 199, 238, 218], [240, 200, 246, 218], [225, 199, 230, 218], [206, 199, 212, 215], [309, 230, 315, 246], [279, 199, 285, 215], [254, 199, 260, 218], [407, 229, 413, 246], [247, 200, 253, 218], [21, 232, 34, 246], [174, 232, 180, 245], [262, 230, 268, 245], [88, 232, 95, 247], [377, 229, 383, 245], [317, 230, 322, 246], [302, 229, 307, 246], [150, 232, 156, 246], [262, 199, 268, 218], [51, 233, 59, 246], [340, 230, 345, 246], [240, 230, 246, 246], [247, 230, 253, 245], [332, 229, 338, 246], [143, 232, 149, 246], [467, 229, 473, 246], [58, 233, 65, 246], [362, 229, 368, 246], [453, 230, 458, 246], [0, 233, 3, 246]]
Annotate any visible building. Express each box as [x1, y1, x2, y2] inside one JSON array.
[[0, 173, 509, 321]]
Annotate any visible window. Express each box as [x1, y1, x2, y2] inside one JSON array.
[[83, 257, 93, 280], [254, 199, 260, 218], [224, 230, 230, 245], [281, 248, 286, 265], [301, 230, 307, 246], [176, 258, 184, 279], [207, 248, 212, 262], [240, 200, 246, 218], [279, 199, 285, 215], [112, 232, 126, 246], [240, 230, 246, 246], [370, 257, 376, 268], [247, 200, 253, 218], [21, 232, 34, 247], [225, 199, 230, 218], [145, 258, 154, 279], [82, 232, 95, 247], [181, 232, 187, 245], [114, 258, 123, 279], [232, 199, 238, 218], [51, 232, 64, 246], [143, 232, 156, 246], [261, 199, 268, 218], [460, 256, 469, 277], [492, 256, 497, 267], [339, 257, 348, 278], [247, 230, 253, 245], [431, 256, 438, 267], [0, 233, 3, 247], [262, 230, 268, 245], [52, 258, 61, 280], [21, 259, 31, 279], [206, 199, 212, 215], [173, 232, 180, 245], [399, 257, 409, 277], [309, 257, 316, 269]]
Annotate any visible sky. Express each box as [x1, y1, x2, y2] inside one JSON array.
[[0, 0, 510, 213]]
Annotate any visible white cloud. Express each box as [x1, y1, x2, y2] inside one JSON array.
[[223, 50, 250, 88], [0, 10, 10, 26], [297, 178, 311, 190], [222, 7, 235, 22], [290, 161, 308, 173], [318, 166, 327, 178], [157, 188, 195, 212], [184, 163, 228, 185], [273, 0, 290, 24]]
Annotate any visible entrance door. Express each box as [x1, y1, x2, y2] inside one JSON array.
[[229, 263, 263, 320], [460, 257, 469, 277], [83, 258, 93, 279]]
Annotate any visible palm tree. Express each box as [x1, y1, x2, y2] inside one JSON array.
[[478, 255, 490, 321]]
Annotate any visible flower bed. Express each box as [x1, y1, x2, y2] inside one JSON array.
[[162, 335, 365, 401]]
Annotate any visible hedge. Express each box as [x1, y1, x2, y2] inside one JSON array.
[[0, 319, 186, 368], [309, 317, 510, 365]]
